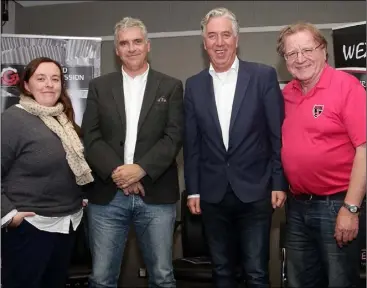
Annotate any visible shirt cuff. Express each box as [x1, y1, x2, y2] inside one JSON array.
[[1, 209, 18, 228], [187, 194, 200, 199]]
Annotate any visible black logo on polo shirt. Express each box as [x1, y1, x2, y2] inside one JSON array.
[[313, 104, 324, 118]]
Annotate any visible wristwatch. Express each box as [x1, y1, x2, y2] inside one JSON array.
[[342, 202, 360, 214]]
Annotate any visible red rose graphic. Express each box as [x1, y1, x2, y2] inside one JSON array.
[[1, 68, 20, 86]]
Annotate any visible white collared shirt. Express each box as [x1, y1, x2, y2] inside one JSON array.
[[122, 65, 149, 164], [209, 56, 239, 150], [188, 57, 239, 199], [2, 208, 83, 234]]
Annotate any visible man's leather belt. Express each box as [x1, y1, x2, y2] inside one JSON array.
[[292, 191, 347, 201]]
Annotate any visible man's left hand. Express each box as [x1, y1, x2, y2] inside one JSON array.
[[122, 181, 145, 197], [271, 191, 287, 209], [112, 164, 146, 188], [334, 206, 359, 247]]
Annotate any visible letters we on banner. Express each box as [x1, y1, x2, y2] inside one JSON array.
[[332, 22, 366, 90]]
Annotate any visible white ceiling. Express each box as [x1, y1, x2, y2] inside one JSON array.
[[15, 1, 95, 7]]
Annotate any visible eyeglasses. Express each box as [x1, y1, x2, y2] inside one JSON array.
[[284, 43, 322, 61]]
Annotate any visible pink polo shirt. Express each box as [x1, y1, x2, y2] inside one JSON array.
[[281, 64, 366, 195]]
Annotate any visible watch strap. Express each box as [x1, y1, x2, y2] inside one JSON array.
[[343, 202, 360, 213]]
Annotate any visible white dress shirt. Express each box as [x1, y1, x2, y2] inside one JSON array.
[[188, 57, 239, 199], [122, 65, 149, 165], [1, 208, 83, 234]]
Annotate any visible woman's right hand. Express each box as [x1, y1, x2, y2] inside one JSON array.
[[8, 212, 35, 228]]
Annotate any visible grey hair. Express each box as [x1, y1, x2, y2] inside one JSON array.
[[114, 17, 148, 46], [200, 7, 239, 36]]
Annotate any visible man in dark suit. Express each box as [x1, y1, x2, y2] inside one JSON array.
[[183, 7, 288, 288], [81, 17, 183, 288]]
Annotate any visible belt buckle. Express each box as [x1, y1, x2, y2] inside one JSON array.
[[308, 194, 313, 200]]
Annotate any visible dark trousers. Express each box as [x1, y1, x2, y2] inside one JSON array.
[[285, 193, 363, 288], [200, 187, 273, 288], [1, 219, 76, 288]]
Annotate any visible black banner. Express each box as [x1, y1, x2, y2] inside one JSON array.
[[332, 22, 366, 90], [333, 22, 366, 273], [332, 22, 366, 69]]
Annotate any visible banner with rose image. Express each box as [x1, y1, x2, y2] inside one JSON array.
[[1, 34, 102, 125]]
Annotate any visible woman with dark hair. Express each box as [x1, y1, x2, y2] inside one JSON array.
[[1, 57, 94, 288]]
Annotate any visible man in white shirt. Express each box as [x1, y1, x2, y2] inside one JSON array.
[[81, 17, 183, 288], [183, 7, 287, 288]]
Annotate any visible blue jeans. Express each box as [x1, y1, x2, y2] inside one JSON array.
[[285, 194, 362, 288], [87, 191, 176, 288]]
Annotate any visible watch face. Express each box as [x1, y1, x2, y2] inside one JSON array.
[[350, 206, 358, 213]]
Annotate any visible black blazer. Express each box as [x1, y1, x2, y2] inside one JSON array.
[[183, 60, 288, 204], [81, 69, 184, 205]]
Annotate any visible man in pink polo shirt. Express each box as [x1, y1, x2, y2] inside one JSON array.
[[277, 22, 366, 288]]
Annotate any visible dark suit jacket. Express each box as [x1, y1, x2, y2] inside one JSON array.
[[183, 59, 288, 204], [81, 69, 183, 205]]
